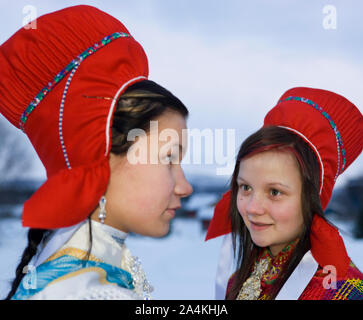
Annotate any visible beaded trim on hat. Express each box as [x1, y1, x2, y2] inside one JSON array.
[[19, 32, 131, 131], [278, 96, 346, 181], [59, 64, 79, 169]]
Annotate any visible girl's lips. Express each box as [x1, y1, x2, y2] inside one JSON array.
[[165, 209, 176, 218], [249, 221, 273, 231]]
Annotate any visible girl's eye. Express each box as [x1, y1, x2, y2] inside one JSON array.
[[163, 154, 177, 165], [270, 189, 282, 197], [239, 184, 251, 192], [165, 155, 172, 164]]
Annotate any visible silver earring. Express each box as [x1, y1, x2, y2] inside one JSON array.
[[98, 196, 106, 224]]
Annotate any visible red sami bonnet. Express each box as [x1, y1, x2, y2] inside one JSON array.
[[0, 5, 148, 228], [206, 87, 363, 277]]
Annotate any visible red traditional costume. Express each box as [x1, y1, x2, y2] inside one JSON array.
[[0, 5, 148, 229], [206, 87, 363, 300], [0, 5, 155, 300]]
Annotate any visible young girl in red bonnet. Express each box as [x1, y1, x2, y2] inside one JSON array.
[[206, 87, 363, 300], [0, 5, 192, 299]]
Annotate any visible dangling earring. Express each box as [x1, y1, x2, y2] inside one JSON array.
[[98, 196, 106, 224]]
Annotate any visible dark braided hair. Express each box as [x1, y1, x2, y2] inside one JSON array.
[[5, 80, 188, 299], [5, 229, 48, 299]]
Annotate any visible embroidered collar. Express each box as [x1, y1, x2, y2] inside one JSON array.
[[96, 221, 128, 247], [236, 240, 299, 300], [260, 239, 299, 268], [60, 220, 128, 268], [258, 239, 299, 299], [32, 220, 128, 267]]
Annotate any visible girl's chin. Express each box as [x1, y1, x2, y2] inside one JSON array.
[[250, 234, 273, 249], [139, 223, 170, 238]]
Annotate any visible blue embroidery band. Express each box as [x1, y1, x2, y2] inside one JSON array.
[[278, 96, 346, 179], [11, 254, 134, 300], [19, 32, 131, 131]]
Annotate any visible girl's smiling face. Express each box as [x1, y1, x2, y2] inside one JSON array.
[[236, 150, 304, 256], [91, 110, 193, 237]]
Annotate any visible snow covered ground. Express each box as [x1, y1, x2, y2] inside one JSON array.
[[0, 216, 362, 300]]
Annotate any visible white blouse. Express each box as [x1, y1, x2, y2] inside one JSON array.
[[23, 220, 153, 300]]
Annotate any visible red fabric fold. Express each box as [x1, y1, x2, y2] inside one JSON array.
[[0, 6, 149, 228], [205, 190, 232, 241], [22, 157, 110, 229], [310, 214, 350, 278]]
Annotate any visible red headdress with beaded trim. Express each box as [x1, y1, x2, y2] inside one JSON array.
[[0, 5, 148, 228], [206, 87, 363, 278]]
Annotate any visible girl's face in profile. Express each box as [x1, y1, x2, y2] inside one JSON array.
[[94, 110, 193, 237], [236, 150, 304, 256]]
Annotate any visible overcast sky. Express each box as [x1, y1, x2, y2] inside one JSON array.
[[0, 0, 362, 186]]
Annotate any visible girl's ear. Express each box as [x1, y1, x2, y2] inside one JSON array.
[[108, 153, 117, 168], [108, 152, 124, 172]]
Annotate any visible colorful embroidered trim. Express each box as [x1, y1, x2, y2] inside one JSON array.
[[11, 251, 134, 300], [19, 32, 131, 131], [298, 262, 363, 300], [279, 96, 346, 180]]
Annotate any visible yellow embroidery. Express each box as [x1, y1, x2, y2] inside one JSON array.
[[354, 278, 363, 293], [44, 247, 102, 263], [43, 247, 116, 289], [332, 278, 362, 300]]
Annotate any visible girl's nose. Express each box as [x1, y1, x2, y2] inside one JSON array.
[[245, 192, 265, 216], [174, 167, 193, 198]]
